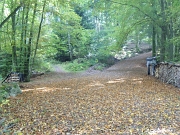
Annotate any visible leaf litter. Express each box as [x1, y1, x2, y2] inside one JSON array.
[[1, 52, 180, 134]]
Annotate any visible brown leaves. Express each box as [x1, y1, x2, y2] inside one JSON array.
[[1, 76, 180, 134], [1, 52, 180, 134]]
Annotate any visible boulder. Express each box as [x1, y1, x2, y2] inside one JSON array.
[[0, 83, 22, 98]]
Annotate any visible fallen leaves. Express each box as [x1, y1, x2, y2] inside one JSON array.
[[1, 76, 179, 134], [1, 52, 180, 134]]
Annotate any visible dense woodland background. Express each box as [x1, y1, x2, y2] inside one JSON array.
[[0, 0, 180, 82]]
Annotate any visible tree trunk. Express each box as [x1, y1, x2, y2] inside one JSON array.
[[23, 4, 30, 82], [19, 6, 26, 73], [33, 0, 46, 65], [135, 30, 140, 52], [23, 1, 37, 82], [152, 25, 156, 57], [0, 0, 6, 51], [0, 4, 22, 28], [160, 26, 166, 61], [151, 0, 156, 57], [168, 18, 174, 61], [11, 1, 17, 71], [1, 0, 5, 22], [160, 0, 167, 61], [167, 1, 174, 61], [68, 32, 73, 60]]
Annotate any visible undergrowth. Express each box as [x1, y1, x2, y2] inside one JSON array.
[[0, 85, 9, 109], [61, 58, 97, 71], [61, 55, 116, 72], [32, 58, 51, 72]]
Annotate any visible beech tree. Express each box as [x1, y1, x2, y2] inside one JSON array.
[[0, 0, 46, 81]]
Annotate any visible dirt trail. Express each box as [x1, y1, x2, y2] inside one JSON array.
[[22, 52, 150, 88], [1, 52, 180, 134]]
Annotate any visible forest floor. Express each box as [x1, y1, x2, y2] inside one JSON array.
[[1, 52, 180, 135]]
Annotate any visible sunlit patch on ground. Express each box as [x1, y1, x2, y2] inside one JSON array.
[[87, 81, 105, 87], [22, 88, 35, 92], [106, 78, 125, 84], [132, 78, 143, 81], [22, 87, 58, 92], [63, 87, 71, 90], [148, 128, 174, 135]]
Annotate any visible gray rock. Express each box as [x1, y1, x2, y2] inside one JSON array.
[[9, 84, 21, 97], [1, 83, 22, 98], [0, 118, 6, 126]]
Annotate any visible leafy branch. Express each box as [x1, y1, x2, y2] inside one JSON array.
[[108, 0, 161, 27], [0, 4, 22, 28]]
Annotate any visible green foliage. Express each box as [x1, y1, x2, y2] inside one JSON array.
[[0, 52, 12, 77], [32, 57, 51, 72], [94, 44, 116, 66], [62, 51, 116, 72], [0, 85, 9, 106], [0, 75, 2, 81], [0, 83, 21, 108], [74, 3, 95, 29], [93, 63, 106, 71], [62, 58, 94, 71]]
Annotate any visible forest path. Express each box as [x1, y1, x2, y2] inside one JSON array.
[[23, 52, 150, 88], [1, 52, 180, 134]]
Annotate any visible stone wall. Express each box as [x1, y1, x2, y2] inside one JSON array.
[[155, 62, 180, 88]]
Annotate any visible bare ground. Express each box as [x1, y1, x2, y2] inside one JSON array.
[[1, 52, 180, 135]]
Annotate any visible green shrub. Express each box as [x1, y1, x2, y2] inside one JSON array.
[[93, 63, 106, 71], [62, 58, 97, 72], [0, 83, 21, 105], [63, 59, 88, 71], [0, 52, 12, 78], [0, 85, 9, 108], [0, 74, 2, 81], [61, 54, 117, 72], [88, 58, 98, 66], [94, 47, 117, 66], [33, 58, 51, 72], [96, 53, 116, 66]]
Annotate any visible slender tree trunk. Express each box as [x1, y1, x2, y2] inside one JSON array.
[[156, 33, 161, 54], [152, 25, 156, 57], [172, 0, 180, 61], [68, 32, 73, 60], [33, 0, 46, 65], [160, 27, 166, 61], [167, 1, 174, 61], [0, 4, 22, 28], [1, 0, 5, 23], [0, 0, 6, 51], [23, 4, 30, 81], [23, 1, 37, 82], [160, 0, 167, 61], [168, 18, 174, 61], [151, 0, 156, 57], [11, 1, 17, 71], [174, 23, 180, 61], [135, 30, 140, 52], [19, 6, 25, 73]]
